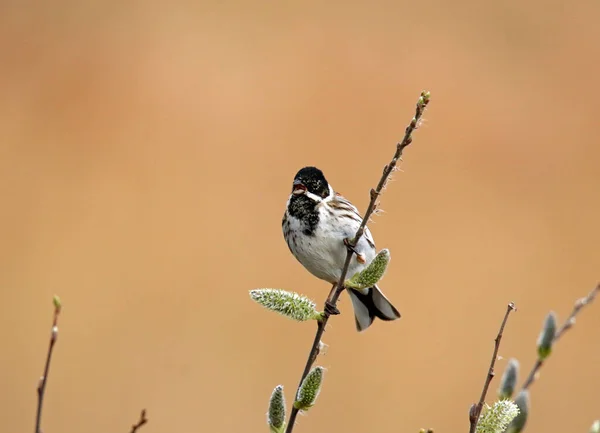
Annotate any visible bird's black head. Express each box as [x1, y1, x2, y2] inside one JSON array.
[[291, 166, 330, 199]]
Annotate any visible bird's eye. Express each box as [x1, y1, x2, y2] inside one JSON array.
[[292, 183, 307, 195]]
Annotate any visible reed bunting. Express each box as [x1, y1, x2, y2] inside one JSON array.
[[282, 166, 401, 331]]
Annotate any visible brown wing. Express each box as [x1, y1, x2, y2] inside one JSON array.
[[329, 193, 376, 249]]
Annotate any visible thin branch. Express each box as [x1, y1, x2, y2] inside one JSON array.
[[35, 297, 62, 433], [285, 91, 431, 433], [554, 283, 599, 341], [520, 358, 542, 391], [130, 409, 148, 433], [468, 302, 516, 433], [34, 297, 148, 433], [521, 283, 599, 390]]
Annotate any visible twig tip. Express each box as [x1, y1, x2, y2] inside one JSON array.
[[130, 409, 148, 433], [52, 295, 62, 314]]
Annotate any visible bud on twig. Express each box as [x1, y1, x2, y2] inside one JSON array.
[[476, 400, 520, 433], [537, 312, 557, 360], [421, 90, 431, 103], [52, 295, 62, 312], [249, 289, 322, 322], [294, 366, 324, 411], [505, 391, 529, 433], [37, 376, 44, 393], [346, 249, 390, 290], [267, 385, 286, 433], [498, 358, 519, 399], [469, 404, 478, 421]]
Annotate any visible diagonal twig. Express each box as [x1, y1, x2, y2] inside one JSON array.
[[284, 91, 431, 433], [130, 409, 148, 433], [35, 296, 62, 433], [521, 283, 599, 391], [468, 302, 516, 433]]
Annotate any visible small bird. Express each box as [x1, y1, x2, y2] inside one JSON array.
[[282, 166, 401, 331]]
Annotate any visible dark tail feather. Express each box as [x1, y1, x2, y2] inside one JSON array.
[[347, 285, 401, 332]]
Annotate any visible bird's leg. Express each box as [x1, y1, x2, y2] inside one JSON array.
[[324, 283, 341, 316]]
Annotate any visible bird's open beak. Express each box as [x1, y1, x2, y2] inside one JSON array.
[[292, 180, 307, 195]]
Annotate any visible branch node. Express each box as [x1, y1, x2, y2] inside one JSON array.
[[130, 409, 148, 433]]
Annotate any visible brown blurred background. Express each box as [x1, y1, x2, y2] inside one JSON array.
[[1, 1, 599, 433]]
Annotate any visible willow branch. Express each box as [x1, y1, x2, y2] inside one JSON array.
[[284, 91, 431, 433], [468, 302, 516, 433], [35, 297, 62, 433], [521, 283, 599, 390]]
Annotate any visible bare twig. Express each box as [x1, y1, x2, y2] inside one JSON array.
[[284, 91, 431, 433], [130, 409, 148, 433], [34, 297, 148, 433], [521, 283, 599, 390], [35, 296, 62, 433], [468, 302, 516, 433]]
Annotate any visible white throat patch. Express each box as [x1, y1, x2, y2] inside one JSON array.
[[304, 184, 333, 203]]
